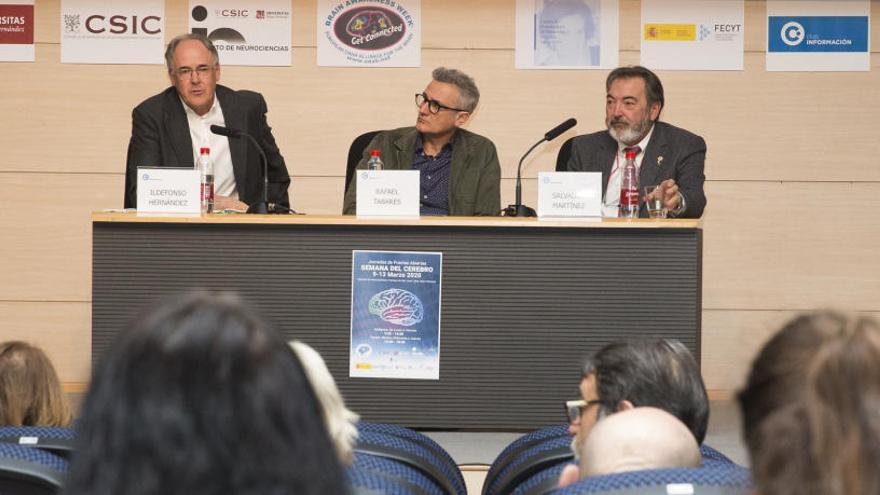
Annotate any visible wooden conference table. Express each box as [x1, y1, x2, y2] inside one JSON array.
[[92, 212, 702, 430]]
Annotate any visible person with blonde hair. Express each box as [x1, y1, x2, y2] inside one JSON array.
[[0, 341, 71, 427], [290, 340, 359, 465]]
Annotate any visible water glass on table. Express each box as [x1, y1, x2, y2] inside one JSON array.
[[644, 185, 667, 219]]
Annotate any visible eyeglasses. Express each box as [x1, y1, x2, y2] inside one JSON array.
[[172, 64, 216, 79], [565, 399, 602, 423], [415, 92, 467, 114]]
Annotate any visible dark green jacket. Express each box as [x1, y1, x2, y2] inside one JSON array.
[[342, 127, 501, 216]]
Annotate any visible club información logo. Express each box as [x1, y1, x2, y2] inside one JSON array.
[[781, 21, 805, 46]]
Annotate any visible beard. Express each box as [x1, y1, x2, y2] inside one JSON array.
[[607, 113, 653, 145]]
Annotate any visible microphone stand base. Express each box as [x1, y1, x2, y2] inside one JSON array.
[[246, 202, 269, 214], [502, 204, 537, 217]]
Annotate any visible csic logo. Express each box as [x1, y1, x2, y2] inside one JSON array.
[[190, 5, 246, 43], [334, 6, 406, 51], [84, 14, 162, 35], [781, 21, 805, 46]]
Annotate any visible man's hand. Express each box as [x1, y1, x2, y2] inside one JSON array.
[[659, 179, 682, 212], [213, 195, 249, 212]]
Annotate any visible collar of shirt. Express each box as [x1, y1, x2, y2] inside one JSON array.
[[415, 132, 457, 157], [615, 123, 656, 169], [602, 123, 657, 217]]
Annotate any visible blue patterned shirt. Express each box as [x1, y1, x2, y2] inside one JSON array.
[[412, 135, 454, 216]]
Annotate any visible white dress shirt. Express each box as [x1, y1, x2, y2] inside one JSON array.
[[182, 96, 237, 198], [602, 126, 655, 218]]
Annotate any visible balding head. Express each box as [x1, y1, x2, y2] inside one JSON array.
[[582, 407, 701, 477]]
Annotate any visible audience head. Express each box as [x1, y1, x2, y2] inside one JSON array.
[[738, 311, 880, 495], [558, 407, 701, 487], [568, 339, 709, 457], [0, 341, 71, 427], [65, 291, 346, 495], [290, 340, 359, 465]]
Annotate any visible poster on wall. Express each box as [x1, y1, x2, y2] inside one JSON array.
[[188, 0, 291, 66], [60, 0, 164, 64], [640, 0, 743, 70], [0, 0, 34, 62], [515, 0, 619, 69], [350, 250, 441, 380], [317, 0, 421, 67], [766, 0, 869, 71]]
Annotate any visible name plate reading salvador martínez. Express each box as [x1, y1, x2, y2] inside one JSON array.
[[537, 172, 602, 218], [136, 167, 200, 216], [356, 170, 420, 218]]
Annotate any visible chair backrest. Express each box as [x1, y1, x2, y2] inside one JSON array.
[[549, 466, 753, 495], [555, 137, 575, 172], [355, 429, 465, 495], [699, 444, 736, 467], [485, 434, 574, 495], [346, 130, 384, 194], [358, 422, 464, 494], [354, 452, 445, 495], [347, 463, 425, 495], [0, 426, 75, 460], [0, 443, 68, 495], [483, 425, 569, 495], [512, 461, 570, 495]]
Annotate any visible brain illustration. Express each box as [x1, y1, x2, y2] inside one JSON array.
[[346, 10, 391, 37], [368, 288, 424, 326]]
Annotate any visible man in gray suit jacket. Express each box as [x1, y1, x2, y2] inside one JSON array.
[[566, 66, 706, 218], [124, 33, 290, 211]]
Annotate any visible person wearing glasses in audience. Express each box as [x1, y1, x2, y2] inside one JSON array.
[[124, 33, 290, 212], [561, 338, 710, 482], [342, 67, 501, 216]]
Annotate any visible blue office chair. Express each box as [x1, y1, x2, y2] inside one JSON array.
[[348, 463, 424, 495], [699, 444, 736, 466], [511, 461, 571, 495], [549, 465, 752, 495], [483, 425, 570, 495], [0, 442, 68, 495], [355, 429, 465, 495], [0, 426, 75, 460], [358, 421, 464, 494], [484, 434, 574, 495], [355, 451, 446, 495]]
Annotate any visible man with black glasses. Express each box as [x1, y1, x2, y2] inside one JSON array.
[[343, 67, 501, 216], [124, 33, 290, 211]]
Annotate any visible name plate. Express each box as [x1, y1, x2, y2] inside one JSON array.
[[537, 172, 602, 218], [136, 167, 200, 215], [356, 170, 420, 217]]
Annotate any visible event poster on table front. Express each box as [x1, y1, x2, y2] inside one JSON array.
[[350, 250, 441, 380]]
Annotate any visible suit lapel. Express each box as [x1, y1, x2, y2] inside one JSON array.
[[392, 129, 418, 170], [164, 89, 194, 168], [597, 132, 617, 193], [640, 123, 666, 188], [217, 86, 248, 189]]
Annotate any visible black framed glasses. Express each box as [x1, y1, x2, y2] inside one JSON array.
[[172, 64, 216, 79], [565, 399, 602, 423], [415, 92, 467, 114]]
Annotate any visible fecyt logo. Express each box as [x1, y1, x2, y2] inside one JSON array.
[[768, 16, 868, 53]]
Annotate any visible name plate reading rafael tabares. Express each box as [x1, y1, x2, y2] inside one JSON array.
[[356, 170, 420, 218], [537, 171, 602, 218], [136, 167, 201, 216]]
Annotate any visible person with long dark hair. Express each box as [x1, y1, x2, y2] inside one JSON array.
[[64, 291, 347, 495]]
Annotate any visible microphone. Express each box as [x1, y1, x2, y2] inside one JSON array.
[[503, 118, 577, 217], [210, 125, 286, 214]]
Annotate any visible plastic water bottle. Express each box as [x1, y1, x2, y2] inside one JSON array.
[[367, 149, 384, 170], [197, 147, 214, 214], [618, 149, 639, 218]]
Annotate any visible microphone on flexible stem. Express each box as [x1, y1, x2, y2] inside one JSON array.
[[503, 118, 577, 217], [210, 124, 287, 214]]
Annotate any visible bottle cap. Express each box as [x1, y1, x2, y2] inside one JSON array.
[[370, 150, 381, 157], [200, 147, 210, 155], [625, 150, 636, 159]]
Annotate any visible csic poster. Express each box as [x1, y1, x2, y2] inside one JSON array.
[[350, 250, 441, 380], [60, 0, 164, 64], [188, 0, 291, 66]]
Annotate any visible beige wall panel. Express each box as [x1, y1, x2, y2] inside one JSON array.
[[290, 175, 344, 214], [0, 173, 121, 302], [702, 181, 880, 312], [0, 302, 91, 383], [701, 309, 880, 391]]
